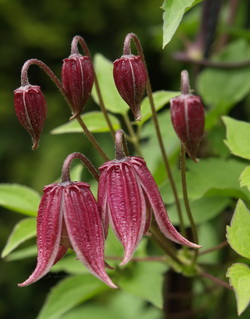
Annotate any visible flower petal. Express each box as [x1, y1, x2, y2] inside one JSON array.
[[97, 167, 110, 238], [64, 182, 117, 288], [19, 184, 64, 286], [104, 161, 147, 265], [130, 157, 201, 249]]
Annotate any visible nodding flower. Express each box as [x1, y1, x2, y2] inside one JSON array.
[[14, 85, 47, 150], [18, 153, 117, 289], [98, 130, 201, 265]]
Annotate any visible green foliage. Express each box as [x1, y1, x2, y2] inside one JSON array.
[[198, 40, 250, 129], [37, 275, 109, 319], [51, 111, 121, 134], [240, 167, 250, 191], [227, 200, 250, 259], [1, 217, 36, 258], [0, 184, 40, 216], [227, 264, 250, 315], [161, 0, 203, 48], [223, 116, 250, 160]]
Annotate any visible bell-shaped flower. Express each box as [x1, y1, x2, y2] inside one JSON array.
[[14, 84, 47, 150], [98, 131, 200, 265], [19, 153, 116, 289]]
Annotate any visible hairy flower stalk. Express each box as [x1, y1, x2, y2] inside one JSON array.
[[170, 70, 205, 162], [19, 153, 116, 288], [98, 131, 201, 265]]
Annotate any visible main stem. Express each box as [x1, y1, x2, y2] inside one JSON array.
[[21, 59, 109, 161], [180, 144, 199, 261], [123, 33, 186, 237]]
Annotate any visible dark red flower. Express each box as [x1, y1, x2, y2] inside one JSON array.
[[170, 70, 205, 161], [62, 54, 94, 119], [19, 181, 116, 288], [14, 85, 47, 150], [98, 156, 200, 265], [113, 54, 147, 121]]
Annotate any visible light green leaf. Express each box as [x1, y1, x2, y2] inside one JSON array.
[[51, 111, 120, 134], [227, 263, 250, 315], [37, 275, 109, 319], [0, 184, 40, 216], [162, 0, 202, 48], [161, 158, 250, 204], [198, 40, 250, 128], [227, 200, 250, 259], [2, 217, 36, 258], [168, 196, 231, 226], [118, 261, 167, 308], [223, 116, 250, 160], [6, 245, 37, 261], [60, 291, 161, 319], [92, 54, 129, 115], [51, 254, 88, 275], [240, 166, 250, 191], [138, 90, 178, 125]]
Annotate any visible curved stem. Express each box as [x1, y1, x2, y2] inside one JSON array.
[[21, 58, 109, 161], [199, 240, 228, 255], [180, 70, 190, 95], [123, 33, 185, 237], [115, 129, 129, 160], [61, 152, 100, 182], [180, 144, 199, 261], [198, 271, 232, 290], [71, 35, 115, 139]]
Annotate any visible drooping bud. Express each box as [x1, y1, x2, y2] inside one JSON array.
[[113, 54, 147, 121], [62, 53, 94, 119], [170, 70, 205, 162], [14, 85, 47, 150]]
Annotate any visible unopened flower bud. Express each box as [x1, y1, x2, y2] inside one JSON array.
[[113, 54, 147, 121], [62, 54, 94, 119], [14, 85, 47, 150], [170, 71, 204, 161]]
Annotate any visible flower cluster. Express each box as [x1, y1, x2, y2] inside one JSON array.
[[15, 35, 203, 289]]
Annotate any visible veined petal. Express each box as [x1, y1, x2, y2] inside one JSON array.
[[97, 167, 110, 238], [19, 184, 64, 286], [63, 182, 117, 288], [130, 157, 201, 249], [105, 161, 147, 265]]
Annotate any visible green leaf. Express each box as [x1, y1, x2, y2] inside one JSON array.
[[37, 275, 109, 319], [168, 196, 231, 226], [138, 90, 178, 125], [51, 254, 88, 275], [223, 116, 250, 160], [92, 54, 129, 115], [60, 291, 161, 319], [240, 166, 250, 191], [227, 200, 250, 259], [118, 261, 167, 308], [6, 245, 37, 261], [0, 184, 40, 216], [197, 39, 250, 128], [227, 263, 250, 315], [161, 158, 250, 204], [162, 0, 202, 48], [2, 217, 36, 258], [51, 111, 120, 134]]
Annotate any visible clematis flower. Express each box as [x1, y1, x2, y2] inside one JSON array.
[[19, 153, 116, 289], [98, 131, 200, 265]]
